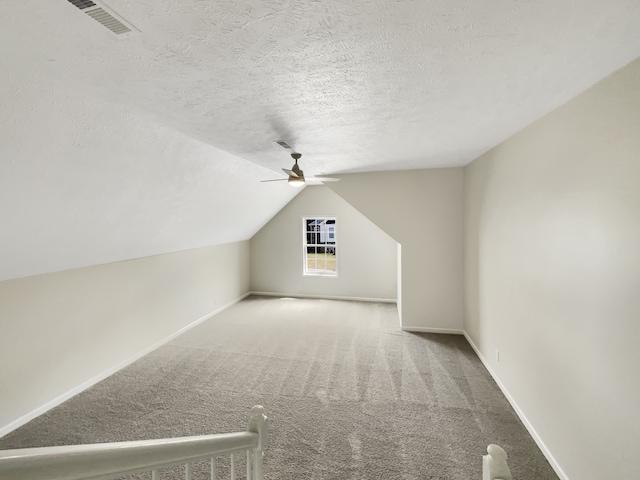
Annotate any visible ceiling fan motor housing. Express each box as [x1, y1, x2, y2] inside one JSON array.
[[292, 164, 303, 177], [291, 153, 304, 178]]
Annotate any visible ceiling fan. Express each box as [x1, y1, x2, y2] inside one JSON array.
[[261, 153, 340, 188]]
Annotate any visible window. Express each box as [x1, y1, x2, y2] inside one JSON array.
[[303, 217, 337, 276]]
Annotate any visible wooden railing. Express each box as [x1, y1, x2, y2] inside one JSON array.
[[0, 405, 267, 480]]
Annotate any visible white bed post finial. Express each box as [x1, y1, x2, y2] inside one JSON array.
[[248, 405, 268, 480], [483, 444, 513, 480]]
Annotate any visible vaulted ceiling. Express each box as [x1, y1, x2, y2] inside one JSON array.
[[1, 0, 640, 281]]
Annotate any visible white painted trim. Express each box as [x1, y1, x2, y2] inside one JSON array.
[[250, 291, 397, 304], [402, 326, 464, 335], [396, 243, 402, 327], [463, 331, 570, 480], [0, 293, 251, 438]]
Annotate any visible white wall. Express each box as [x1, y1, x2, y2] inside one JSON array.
[[0, 241, 250, 435], [328, 168, 464, 332], [464, 58, 640, 480], [250, 186, 397, 301]]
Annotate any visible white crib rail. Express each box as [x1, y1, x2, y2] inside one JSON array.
[[483, 444, 513, 480], [0, 405, 267, 480]]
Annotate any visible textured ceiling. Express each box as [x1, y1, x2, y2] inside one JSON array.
[[1, 0, 640, 280]]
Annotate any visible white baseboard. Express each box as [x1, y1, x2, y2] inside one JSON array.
[[0, 292, 250, 438], [250, 291, 397, 304], [402, 325, 464, 335], [462, 331, 569, 480]]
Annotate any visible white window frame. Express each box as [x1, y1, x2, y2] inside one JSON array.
[[302, 216, 338, 277]]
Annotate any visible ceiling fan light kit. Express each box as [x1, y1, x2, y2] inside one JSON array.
[[288, 176, 305, 187]]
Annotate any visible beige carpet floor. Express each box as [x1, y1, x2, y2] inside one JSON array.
[[0, 296, 559, 479]]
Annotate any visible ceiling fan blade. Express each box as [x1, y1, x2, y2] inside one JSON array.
[[260, 179, 288, 183], [282, 168, 299, 178], [310, 177, 340, 182]]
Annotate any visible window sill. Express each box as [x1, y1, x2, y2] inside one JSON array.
[[303, 271, 338, 278]]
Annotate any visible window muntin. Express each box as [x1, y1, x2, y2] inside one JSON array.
[[303, 217, 337, 276]]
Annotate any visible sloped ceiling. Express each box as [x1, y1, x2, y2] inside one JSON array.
[[1, 0, 640, 281]]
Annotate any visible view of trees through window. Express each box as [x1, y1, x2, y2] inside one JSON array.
[[303, 217, 337, 276]]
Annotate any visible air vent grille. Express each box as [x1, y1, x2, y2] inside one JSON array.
[[86, 8, 131, 35], [66, 0, 138, 36], [276, 140, 293, 149], [68, 0, 96, 9]]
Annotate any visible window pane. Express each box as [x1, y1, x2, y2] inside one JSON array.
[[303, 217, 336, 276], [327, 251, 336, 271]]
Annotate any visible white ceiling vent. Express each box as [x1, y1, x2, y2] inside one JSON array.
[[66, 0, 139, 37]]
